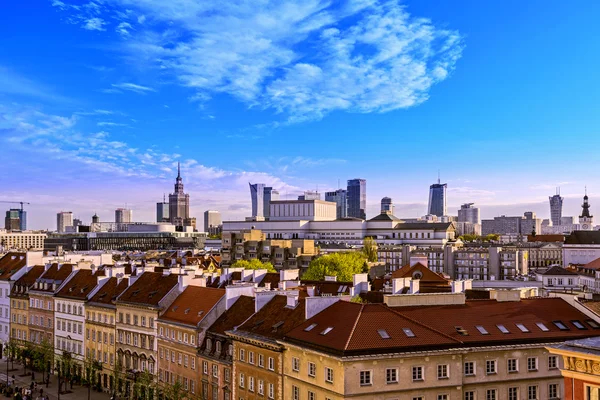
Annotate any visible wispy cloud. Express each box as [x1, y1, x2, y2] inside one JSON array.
[[83, 17, 106, 31], [110, 82, 155, 94], [0, 65, 68, 102], [51, 0, 463, 123], [97, 121, 128, 127]]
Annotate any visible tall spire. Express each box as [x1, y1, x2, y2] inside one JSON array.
[[177, 161, 181, 179]]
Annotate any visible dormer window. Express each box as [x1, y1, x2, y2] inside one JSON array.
[[206, 339, 212, 351]]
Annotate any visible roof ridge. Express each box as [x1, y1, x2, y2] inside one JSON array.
[[344, 303, 365, 351], [385, 304, 464, 344]]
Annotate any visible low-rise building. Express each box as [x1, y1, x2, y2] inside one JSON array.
[[283, 294, 599, 400], [157, 286, 225, 398], [0, 231, 47, 251], [9, 265, 45, 347]]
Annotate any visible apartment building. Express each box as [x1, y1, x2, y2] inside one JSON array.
[[0, 252, 31, 347], [28, 263, 74, 345], [9, 265, 45, 346], [221, 229, 318, 270], [55, 268, 106, 371], [282, 294, 599, 400], [199, 294, 256, 400], [229, 292, 306, 400], [157, 286, 225, 398], [115, 270, 180, 398], [86, 273, 130, 391], [0, 231, 46, 251]]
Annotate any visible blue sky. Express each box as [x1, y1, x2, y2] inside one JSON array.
[[1, 0, 600, 230]]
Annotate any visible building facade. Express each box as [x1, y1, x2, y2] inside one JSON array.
[[0, 253, 30, 347], [4, 209, 26, 231], [57, 212, 74, 233], [324, 189, 348, 219], [380, 197, 394, 214], [156, 201, 169, 223], [115, 208, 133, 224], [347, 179, 366, 220], [204, 210, 222, 235], [458, 203, 480, 225], [550, 192, 564, 227], [10, 265, 45, 347]]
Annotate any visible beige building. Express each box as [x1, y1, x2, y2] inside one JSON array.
[[86, 274, 129, 391], [282, 293, 599, 400], [10, 265, 45, 346], [115, 270, 180, 397], [222, 229, 318, 271], [0, 230, 46, 251]]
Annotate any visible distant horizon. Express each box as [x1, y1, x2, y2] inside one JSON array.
[[2, 1, 600, 230]]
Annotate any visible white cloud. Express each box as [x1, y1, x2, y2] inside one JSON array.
[[0, 65, 69, 102], [116, 22, 133, 36], [97, 121, 128, 127], [52, 0, 463, 122], [83, 17, 106, 31], [110, 82, 155, 94]]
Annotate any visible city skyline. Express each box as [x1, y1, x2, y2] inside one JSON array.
[[2, 1, 600, 229]]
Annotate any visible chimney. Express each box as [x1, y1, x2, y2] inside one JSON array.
[[286, 293, 299, 308], [351, 273, 370, 296], [280, 269, 299, 281], [409, 253, 428, 268], [178, 271, 192, 292], [305, 296, 340, 319], [324, 276, 337, 282], [225, 284, 255, 310], [409, 279, 420, 294]]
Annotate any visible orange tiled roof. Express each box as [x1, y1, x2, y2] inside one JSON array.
[[391, 263, 449, 283], [159, 286, 225, 327], [285, 297, 599, 356], [88, 277, 129, 305], [117, 271, 178, 307], [209, 296, 255, 335], [237, 295, 306, 340], [33, 263, 74, 292], [582, 258, 600, 270], [55, 269, 102, 300], [11, 265, 45, 297], [0, 252, 27, 280]]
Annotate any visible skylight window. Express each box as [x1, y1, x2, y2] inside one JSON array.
[[378, 329, 391, 339], [553, 321, 569, 331], [476, 325, 489, 335], [571, 320, 587, 330], [536, 322, 550, 332], [304, 323, 317, 332], [320, 327, 333, 335], [497, 324, 510, 334], [587, 319, 600, 329], [516, 323, 530, 333], [402, 328, 416, 338]]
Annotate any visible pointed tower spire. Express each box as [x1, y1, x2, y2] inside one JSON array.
[[177, 161, 181, 179]]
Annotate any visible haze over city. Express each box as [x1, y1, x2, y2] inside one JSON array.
[[2, 0, 600, 229]]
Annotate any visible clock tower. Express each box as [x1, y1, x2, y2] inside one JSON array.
[[579, 189, 594, 230]]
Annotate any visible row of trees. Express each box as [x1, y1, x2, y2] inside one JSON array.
[[458, 233, 501, 243], [230, 259, 276, 272]]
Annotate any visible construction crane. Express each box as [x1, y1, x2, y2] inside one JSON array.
[[0, 201, 30, 210]]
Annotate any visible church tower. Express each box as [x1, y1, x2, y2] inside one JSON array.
[[579, 188, 594, 230]]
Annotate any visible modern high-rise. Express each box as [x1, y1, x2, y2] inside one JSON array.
[[549, 191, 563, 227], [325, 189, 348, 219], [249, 183, 279, 219], [57, 211, 73, 233], [4, 209, 26, 231], [156, 200, 169, 222], [168, 162, 190, 226], [458, 203, 481, 224], [381, 197, 394, 214], [204, 210, 222, 234], [428, 179, 447, 217], [115, 208, 133, 223], [347, 179, 366, 219]]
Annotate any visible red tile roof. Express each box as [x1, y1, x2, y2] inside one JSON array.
[[299, 280, 353, 295], [33, 263, 74, 293], [391, 263, 448, 283], [258, 272, 280, 288], [117, 271, 178, 307], [582, 258, 600, 270], [11, 265, 45, 298], [527, 234, 565, 243], [208, 296, 255, 336], [55, 269, 102, 300], [285, 297, 600, 356], [88, 277, 129, 305], [159, 286, 225, 327], [236, 295, 306, 340], [0, 252, 27, 280]]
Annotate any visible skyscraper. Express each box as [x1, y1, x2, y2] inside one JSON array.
[[249, 183, 279, 219], [347, 179, 366, 219], [325, 189, 348, 219], [115, 208, 133, 223], [381, 197, 394, 214], [458, 203, 481, 224], [156, 199, 169, 222], [428, 179, 447, 217], [57, 211, 73, 233], [549, 190, 563, 227], [168, 162, 190, 226], [204, 210, 222, 235]]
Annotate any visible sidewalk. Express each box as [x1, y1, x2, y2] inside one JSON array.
[[0, 359, 113, 400]]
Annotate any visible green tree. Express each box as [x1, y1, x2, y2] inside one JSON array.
[[458, 234, 479, 242], [350, 295, 365, 303], [83, 355, 102, 399], [111, 357, 123, 398], [362, 237, 378, 262], [161, 380, 188, 400], [231, 259, 276, 272], [302, 252, 368, 282], [484, 234, 500, 242], [57, 350, 75, 393], [33, 338, 54, 374], [5, 339, 19, 371]]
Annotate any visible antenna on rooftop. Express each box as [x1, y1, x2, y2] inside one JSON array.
[[437, 170, 440, 184]]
